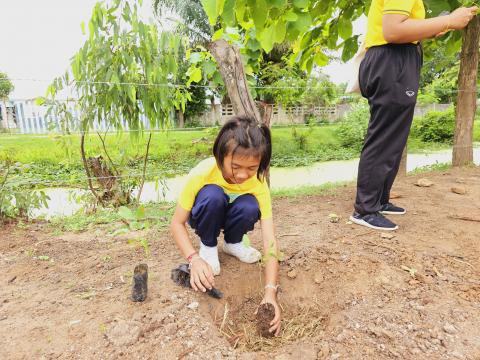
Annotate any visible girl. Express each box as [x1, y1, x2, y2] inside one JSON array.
[[170, 115, 281, 336], [351, 1, 477, 231]]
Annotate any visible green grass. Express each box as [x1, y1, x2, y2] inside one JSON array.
[[271, 181, 353, 198], [49, 201, 174, 233], [1, 121, 479, 189]]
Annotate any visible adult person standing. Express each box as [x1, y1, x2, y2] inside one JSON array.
[[350, 0, 478, 231]]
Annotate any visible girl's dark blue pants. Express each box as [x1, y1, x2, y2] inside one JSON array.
[[188, 185, 260, 246]]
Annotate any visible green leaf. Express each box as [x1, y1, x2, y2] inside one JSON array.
[[341, 35, 359, 62], [202, 60, 217, 77], [201, 0, 221, 25], [293, 0, 309, 9], [274, 21, 287, 43], [314, 51, 329, 66], [187, 67, 202, 84], [292, 12, 312, 33], [80, 21, 86, 35], [284, 10, 298, 21], [258, 25, 276, 53], [253, 0, 268, 31], [118, 206, 135, 221], [212, 28, 225, 41], [423, 0, 452, 17], [223, 0, 236, 26], [135, 205, 145, 219], [270, 0, 287, 8], [338, 17, 353, 40], [189, 52, 203, 64]]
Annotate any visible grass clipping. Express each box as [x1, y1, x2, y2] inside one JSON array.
[[215, 298, 327, 352]]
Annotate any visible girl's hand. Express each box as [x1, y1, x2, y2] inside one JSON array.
[[257, 293, 282, 336], [189, 256, 215, 292], [448, 6, 478, 30]]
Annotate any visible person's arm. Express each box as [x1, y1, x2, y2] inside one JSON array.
[[170, 204, 215, 292], [383, 6, 478, 43], [259, 217, 281, 336]]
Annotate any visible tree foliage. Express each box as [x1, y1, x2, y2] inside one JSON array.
[[0, 72, 14, 100]]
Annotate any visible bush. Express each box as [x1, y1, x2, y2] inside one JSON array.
[[0, 152, 50, 222], [411, 107, 455, 143], [335, 102, 370, 151]]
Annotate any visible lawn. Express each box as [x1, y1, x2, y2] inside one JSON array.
[[1, 122, 479, 188]]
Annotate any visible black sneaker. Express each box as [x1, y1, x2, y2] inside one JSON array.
[[350, 212, 398, 231], [380, 203, 406, 215]]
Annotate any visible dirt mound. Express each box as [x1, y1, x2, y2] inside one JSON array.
[[1, 167, 480, 359]]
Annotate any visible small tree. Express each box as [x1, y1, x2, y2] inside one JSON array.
[[41, 0, 190, 207], [0, 72, 14, 130]]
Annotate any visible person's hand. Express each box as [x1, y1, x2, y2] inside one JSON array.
[[189, 256, 215, 292], [256, 293, 282, 336], [447, 6, 478, 30]]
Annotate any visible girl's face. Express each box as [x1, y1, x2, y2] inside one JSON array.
[[221, 152, 261, 184]]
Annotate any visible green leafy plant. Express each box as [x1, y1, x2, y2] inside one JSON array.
[[411, 108, 455, 143], [0, 151, 50, 222], [335, 102, 370, 151]]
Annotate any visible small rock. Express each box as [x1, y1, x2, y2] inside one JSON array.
[[328, 213, 340, 223], [451, 186, 466, 195], [314, 275, 323, 284], [287, 269, 298, 279], [69, 320, 82, 326], [105, 320, 142, 346], [443, 323, 458, 335], [380, 233, 395, 239], [187, 301, 199, 310], [164, 323, 178, 336], [415, 178, 434, 187], [369, 326, 395, 340], [346, 221, 353, 225]]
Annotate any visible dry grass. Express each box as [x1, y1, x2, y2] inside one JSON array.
[[213, 297, 327, 352]]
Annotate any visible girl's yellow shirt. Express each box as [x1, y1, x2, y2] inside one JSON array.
[[366, 0, 426, 48], [178, 157, 272, 220]]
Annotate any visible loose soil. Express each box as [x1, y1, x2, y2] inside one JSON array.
[[256, 303, 275, 338], [1, 167, 479, 359]]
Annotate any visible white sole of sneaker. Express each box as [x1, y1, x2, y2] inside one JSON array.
[[349, 215, 398, 231], [380, 210, 406, 215]]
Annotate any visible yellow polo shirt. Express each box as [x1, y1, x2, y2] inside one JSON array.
[[366, 0, 426, 48], [178, 157, 272, 219]]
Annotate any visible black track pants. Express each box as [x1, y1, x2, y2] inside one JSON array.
[[354, 43, 422, 215]]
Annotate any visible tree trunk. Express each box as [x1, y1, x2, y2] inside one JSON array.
[[453, 16, 480, 166], [178, 109, 185, 128], [209, 39, 262, 123], [398, 145, 408, 177]]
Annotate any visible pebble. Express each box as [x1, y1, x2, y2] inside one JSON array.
[[451, 186, 466, 195], [187, 301, 199, 310], [287, 269, 298, 279], [443, 322, 458, 335], [380, 233, 395, 239], [415, 178, 434, 187]]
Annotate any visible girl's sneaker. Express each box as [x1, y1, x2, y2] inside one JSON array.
[[199, 244, 221, 275], [224, 237, 262, 263]]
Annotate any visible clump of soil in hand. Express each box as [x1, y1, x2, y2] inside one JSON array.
[[131, 263, 148, 302], [256, 303, 275, 338]]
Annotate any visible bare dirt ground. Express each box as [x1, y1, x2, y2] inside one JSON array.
[[1, 167, 479, 360]]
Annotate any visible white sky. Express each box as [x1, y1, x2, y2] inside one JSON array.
[[0, 0, 366, 99]]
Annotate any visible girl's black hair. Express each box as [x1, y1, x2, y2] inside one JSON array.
[[213, 115, 272, 181]]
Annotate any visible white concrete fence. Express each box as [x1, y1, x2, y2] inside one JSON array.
[[0, 100, 452, 134]]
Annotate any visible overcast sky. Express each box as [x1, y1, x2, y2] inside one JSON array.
[[0, 0, 366, 99]]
